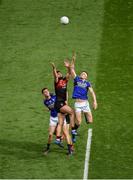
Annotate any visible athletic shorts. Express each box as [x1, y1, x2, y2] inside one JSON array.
[[54, 101, 66, 113], [74, 101, 91, 113], [49, 116, 67, 126], [49, 116, 58, 126]]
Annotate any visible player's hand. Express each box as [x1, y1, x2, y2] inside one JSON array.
[[50, 62, 55, 69], [93, 101, 98, 110], [71, 51, 76, 68], [72, 51, 76, 59], [64, 59, 70, 68], [72, 51, 76, 61], [70, 62, 75, 69]]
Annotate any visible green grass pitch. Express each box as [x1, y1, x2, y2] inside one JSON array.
[[0, 0, 133, 179]]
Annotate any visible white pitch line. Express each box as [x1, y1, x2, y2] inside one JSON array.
[[83, 128, 93, 180]]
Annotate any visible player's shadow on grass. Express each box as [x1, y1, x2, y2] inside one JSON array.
[[0, 139, 43, 160], [0, 139, 67, 159]]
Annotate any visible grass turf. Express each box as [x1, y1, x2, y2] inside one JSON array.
[[0, 0, 133, 179], [0, 0, 104, 178], [89, 0, 133, 178]]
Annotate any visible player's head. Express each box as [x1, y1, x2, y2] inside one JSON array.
[[80, 71, 88, 80], [56, 70, 63, 78], [42, 88, 50, 98]]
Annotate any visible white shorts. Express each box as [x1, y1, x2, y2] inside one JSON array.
[[49, 116, 58, 126], [49, 116, 67, 126], [74, 101, 91, 113]]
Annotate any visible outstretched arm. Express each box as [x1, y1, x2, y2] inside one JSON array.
[[65, 91, 69, 105], [64, 52, 77, 79], [70, 52, 77, 78], [88, 87, 98, 110], [64, 59, 71, 80], [71, 51, 76, 68], [51, 62, 58, 83]]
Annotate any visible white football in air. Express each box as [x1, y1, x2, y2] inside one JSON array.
[[60, 16, 69, 25]]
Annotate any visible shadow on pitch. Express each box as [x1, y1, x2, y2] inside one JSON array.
[[0, 139, 44, 160], [0, 139, 67, 159]]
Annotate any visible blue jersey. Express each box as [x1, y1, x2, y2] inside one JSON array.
[[72, 76, 91, 100], [44, 95, 57, 118]]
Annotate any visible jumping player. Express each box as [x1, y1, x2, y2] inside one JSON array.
[[51, 62, 75, 155], [65, 52, 98, 142]]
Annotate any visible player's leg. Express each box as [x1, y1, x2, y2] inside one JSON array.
[[83, 101, 93, 123], [63, 120, 73, 155], [75, 111, 82, 125], [71, 111, 82, 143], [71, 102, 83, 143], [55, 113, 65, 144], [44, 125, 56, 155], [84, 111, 93, 123], [62, 123, 72, 145], [48, 126, 57, 143], [60, 105, 75, 128], [43, 116, 58, 155], [61, 114, 70, 141], [74, 102, 84, 126]]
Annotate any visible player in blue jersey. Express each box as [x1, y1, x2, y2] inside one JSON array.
[[65, 52, 98, 142], [42, 87, 72, 155]]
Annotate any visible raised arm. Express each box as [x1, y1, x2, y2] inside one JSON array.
[[64, 52, 77, 79], [51, 62, 58, 83], [64, 59, 71, 81], [71, 51, 76, 68], [70, 52, 77, 78], [88, 87, 98, 110], [65, 91, 69, 105]]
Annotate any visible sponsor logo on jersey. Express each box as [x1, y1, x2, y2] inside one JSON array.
[[77, 81, 87, 88]]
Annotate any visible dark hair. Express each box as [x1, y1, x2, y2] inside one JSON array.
[[56, 70, 61, 73], [41, 87, 48, 94], [81, 71, 88, 76]]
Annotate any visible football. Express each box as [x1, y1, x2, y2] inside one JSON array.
[[60, 16, 69, 25]]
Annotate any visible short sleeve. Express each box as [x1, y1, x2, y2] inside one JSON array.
[[74, 76, 80, 82], [87, 82, 91, 88]]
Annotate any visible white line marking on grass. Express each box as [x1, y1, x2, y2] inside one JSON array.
[[83, 128, 93, 180]]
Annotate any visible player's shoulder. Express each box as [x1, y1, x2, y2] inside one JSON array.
[[44, 99, 48, 105], [74, 75, 80, 80], [50, 94, 56, 99], [86, 81, 91, 87]]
